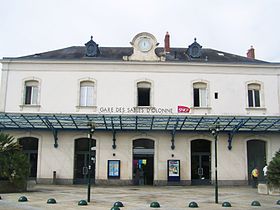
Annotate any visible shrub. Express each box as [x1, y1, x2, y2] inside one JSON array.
[[0, 133, 29, 188], [267, 149, 280, 187]]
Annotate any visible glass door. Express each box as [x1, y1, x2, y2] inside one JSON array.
[[191, 153, 211, 185]]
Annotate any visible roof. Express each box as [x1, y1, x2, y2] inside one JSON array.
[[3, 46, 268, 64]]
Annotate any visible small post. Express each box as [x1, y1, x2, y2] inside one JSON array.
[[52, 171, 56, 184]]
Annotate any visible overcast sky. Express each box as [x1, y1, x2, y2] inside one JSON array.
[[0, 0, 280, 63]]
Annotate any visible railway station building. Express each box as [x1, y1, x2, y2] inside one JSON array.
[[1, 32, 280, 186]]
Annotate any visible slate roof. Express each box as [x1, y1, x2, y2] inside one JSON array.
[[4, 46, 269, 64]]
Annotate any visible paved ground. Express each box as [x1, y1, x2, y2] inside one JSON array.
[[0, 184, 279, 210]]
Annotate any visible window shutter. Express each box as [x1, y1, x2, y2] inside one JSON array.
[[254, 90, 260, 107], [200, 88, 207, 107], [80, 86, 87, 106], [86, 86, 94, 106], [32, 86, 39, 105]]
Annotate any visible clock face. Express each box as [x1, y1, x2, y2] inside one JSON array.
[[138, 38, 152, 52]]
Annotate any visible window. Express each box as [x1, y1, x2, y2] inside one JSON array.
[[137, 82, 151, 106], [80, 81, 94, 106], [193, 82, 207, 107], [24, 80, 39, 105], [248, 83, 261, 107]]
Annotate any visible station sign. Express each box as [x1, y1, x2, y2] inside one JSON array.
[[98, 105, 190, 114]]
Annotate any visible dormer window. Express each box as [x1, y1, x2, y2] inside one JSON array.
[[85, 36, 100, 57], [187, 38, 202, 58]]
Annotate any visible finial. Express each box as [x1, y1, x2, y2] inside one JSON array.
[[194, 37, 197, 42], [90, 36, 93, 40]]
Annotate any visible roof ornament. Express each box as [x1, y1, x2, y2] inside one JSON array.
[[85, 36, 100, 57], [187, 37, 202, 58]]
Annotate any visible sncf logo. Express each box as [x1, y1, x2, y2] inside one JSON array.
[[177, 106, 190, 113]]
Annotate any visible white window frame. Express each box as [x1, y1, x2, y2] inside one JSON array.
[[192, 81, 209, 108], [21, 78, 41, 106], [77, 78, 97, 108], [135, 79, 154, 107], [246, 81, 265, 109], [80, 81, 95, 107]]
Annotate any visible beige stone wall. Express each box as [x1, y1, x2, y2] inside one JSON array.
[[4, 130, 280, 185], [1, 61, 280, 116]]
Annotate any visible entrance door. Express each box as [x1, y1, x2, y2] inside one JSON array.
[[133, 139, 154, 185], [74, 138, 96, 184], [18, 137, 38, 180], [247, 140, 266, 184], [191, 140, 211, 185]]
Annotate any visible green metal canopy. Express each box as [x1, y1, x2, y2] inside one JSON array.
[[1, 112, 280, 149]]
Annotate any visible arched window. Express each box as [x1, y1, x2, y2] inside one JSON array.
[[193, 82, 208, 107], [24, 80, 39, 105], [80, 81, 95, 106], [137, 81, 151, 106], [247, 83, 261, 107]]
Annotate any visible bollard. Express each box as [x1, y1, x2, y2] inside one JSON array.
[[53, 171, 57, 184], [150, 201, 160, 208], [18, 196, 28, 202], [114, 201, 124, 207], [222, 201, 232, 207], [78, 200, 88, 206], [47, 198, 57, 204], [188, 201, 199, 208], [111, 207, 121, 210], [251, 200, 261, 206]]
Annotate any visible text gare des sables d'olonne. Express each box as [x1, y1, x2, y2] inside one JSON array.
[[99, 107, 174, 114]]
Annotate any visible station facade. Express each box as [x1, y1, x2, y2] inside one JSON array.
[[1, 32, 280, 186]]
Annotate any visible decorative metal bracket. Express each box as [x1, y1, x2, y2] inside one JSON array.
[[228, 133, 233, 150], [45, 119, 58, 148], [111, 117, 117, 149], [227, 119, 250, 150], [112, 130, 116, 149], [171, 119, 179, 150]]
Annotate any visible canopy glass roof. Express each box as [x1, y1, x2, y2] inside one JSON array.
[[1, 113, 280, 133]]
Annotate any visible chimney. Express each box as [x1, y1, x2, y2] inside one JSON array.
[[247, 46, 255, 59], [164, 32, 170, 53]]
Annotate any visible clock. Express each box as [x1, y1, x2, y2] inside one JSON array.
[[138, 38, 152, 52]]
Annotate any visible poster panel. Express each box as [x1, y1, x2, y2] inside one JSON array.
[[168, 160, 180, 182], [108, 160, 120, 179]]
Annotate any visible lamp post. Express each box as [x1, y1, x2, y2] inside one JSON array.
[[87, 121, 95, 203], [211, 122, 220, 204]]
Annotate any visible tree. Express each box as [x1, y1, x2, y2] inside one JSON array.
[[267, 149, 280, 187], [0, 133, 29, 188]]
